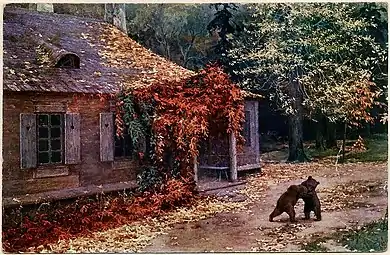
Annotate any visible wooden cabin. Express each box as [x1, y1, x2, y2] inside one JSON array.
[[2, 7, 261, 206], [2, 7, 193, 206], [197, 100, 260, 183]]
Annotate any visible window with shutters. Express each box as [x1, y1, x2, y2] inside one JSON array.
[[99, 112, 135, 161], [37, 113, 64, 164], [20, 112, 80, 170]]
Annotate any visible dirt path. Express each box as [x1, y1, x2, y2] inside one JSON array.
[[143, 162, 388, 252], [40, 161, 387, 253]]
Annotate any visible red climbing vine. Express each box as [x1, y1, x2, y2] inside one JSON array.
[[116, 64, 245, 184]]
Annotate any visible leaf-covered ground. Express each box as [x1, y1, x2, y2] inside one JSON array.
[[28, 161, 387, 253]]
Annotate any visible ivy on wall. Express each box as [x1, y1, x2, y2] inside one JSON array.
[[115, 64, 245, 191]]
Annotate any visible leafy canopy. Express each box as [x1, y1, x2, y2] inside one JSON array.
[[229, 3, 386, 125]]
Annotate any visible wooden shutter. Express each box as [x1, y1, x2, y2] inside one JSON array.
[[20, 113, 37, 169], [65, 113, 81, 164], [100, 113, 114, 162]]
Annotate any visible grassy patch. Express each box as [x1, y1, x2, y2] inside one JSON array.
[[346, 134, 388, 162], [306, 148, 338, 159], [302, 237, 330, 252], [303, 213, 388, 253], [341, 214, 388, 252], [306, 133, 388, 162]]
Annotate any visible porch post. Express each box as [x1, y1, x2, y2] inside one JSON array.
[[229, 132, 238, 181], [193, 155, 198, 183]]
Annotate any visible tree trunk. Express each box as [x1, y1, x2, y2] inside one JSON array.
[[287, 79, 309, 162], [341, 122, 347, 163], [364, 122, 371, 138], [326, 120, 337, 148], [315, 115, 326, 151], [315, 129, 325, 150], [104, 4, 114, 24], [288, 113, 308, 162], [28, 4, 37, 10], [37, 4, 53, 12], [104, 4, 127, 34], [113, 4, 127, 34]]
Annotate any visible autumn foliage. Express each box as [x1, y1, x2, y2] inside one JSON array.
[[116, 64, 245, 181], [345, 77, 381, 126], [2, 179, 196, 252]]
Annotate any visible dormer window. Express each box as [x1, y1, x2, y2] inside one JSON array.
[[55, 53, 80, 68], [37, 39, 80, 69]]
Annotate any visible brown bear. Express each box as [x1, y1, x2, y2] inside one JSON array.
[[269, 184, 308, 222], [300, 176, 322, 221]]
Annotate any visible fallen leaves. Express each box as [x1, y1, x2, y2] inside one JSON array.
[[319, 180, 387, 211], [2, 179, 196, 253], [36, 196, 248, 253], [96, 23, 194, 90], [250, 224, 311, 252], [5, 161, 387, 253]]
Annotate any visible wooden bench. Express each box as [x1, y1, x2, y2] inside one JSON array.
[[198, 165, 229, 181]]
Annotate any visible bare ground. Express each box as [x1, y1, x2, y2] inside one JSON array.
[[143, 162, 388, 253], [40, 161, 387, 253]]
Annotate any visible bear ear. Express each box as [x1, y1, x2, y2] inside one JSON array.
[[317, 181, 320, 184], [308, 176, 313, 180]]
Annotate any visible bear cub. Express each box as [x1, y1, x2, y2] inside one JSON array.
[[300, 176, 322, 221], [269, 184, 308, 222]]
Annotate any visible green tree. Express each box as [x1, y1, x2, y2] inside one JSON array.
[[229, 3, 386, 161], [354, 3, 388, 131], [126, 4, 214, 70], [207, 3, 240, 70]]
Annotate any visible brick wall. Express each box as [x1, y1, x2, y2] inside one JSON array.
[[3, 91, 139, 197]]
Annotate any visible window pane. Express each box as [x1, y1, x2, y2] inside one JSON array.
[[39, 127, 49, 138], [37, 113, 64, 165], [114, 124, 133, 158], [51, 139, 61, 150], [38, 152, 49, 164], [124, 135, 133, 157], [115, 136, 122, 147], [38, 140, 49, 151], [38, 115, 49, 126], [50, 114, 61, 126], [115, 136, 123, 157], [51, 127, 61, 138], [51, 151, 62, 163], [115, 146, 123, 157]]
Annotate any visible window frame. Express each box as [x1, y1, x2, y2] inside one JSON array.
[[36, 113, 65, 165]]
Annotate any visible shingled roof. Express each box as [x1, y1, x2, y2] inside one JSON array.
[[3, 7, 195, 94]]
